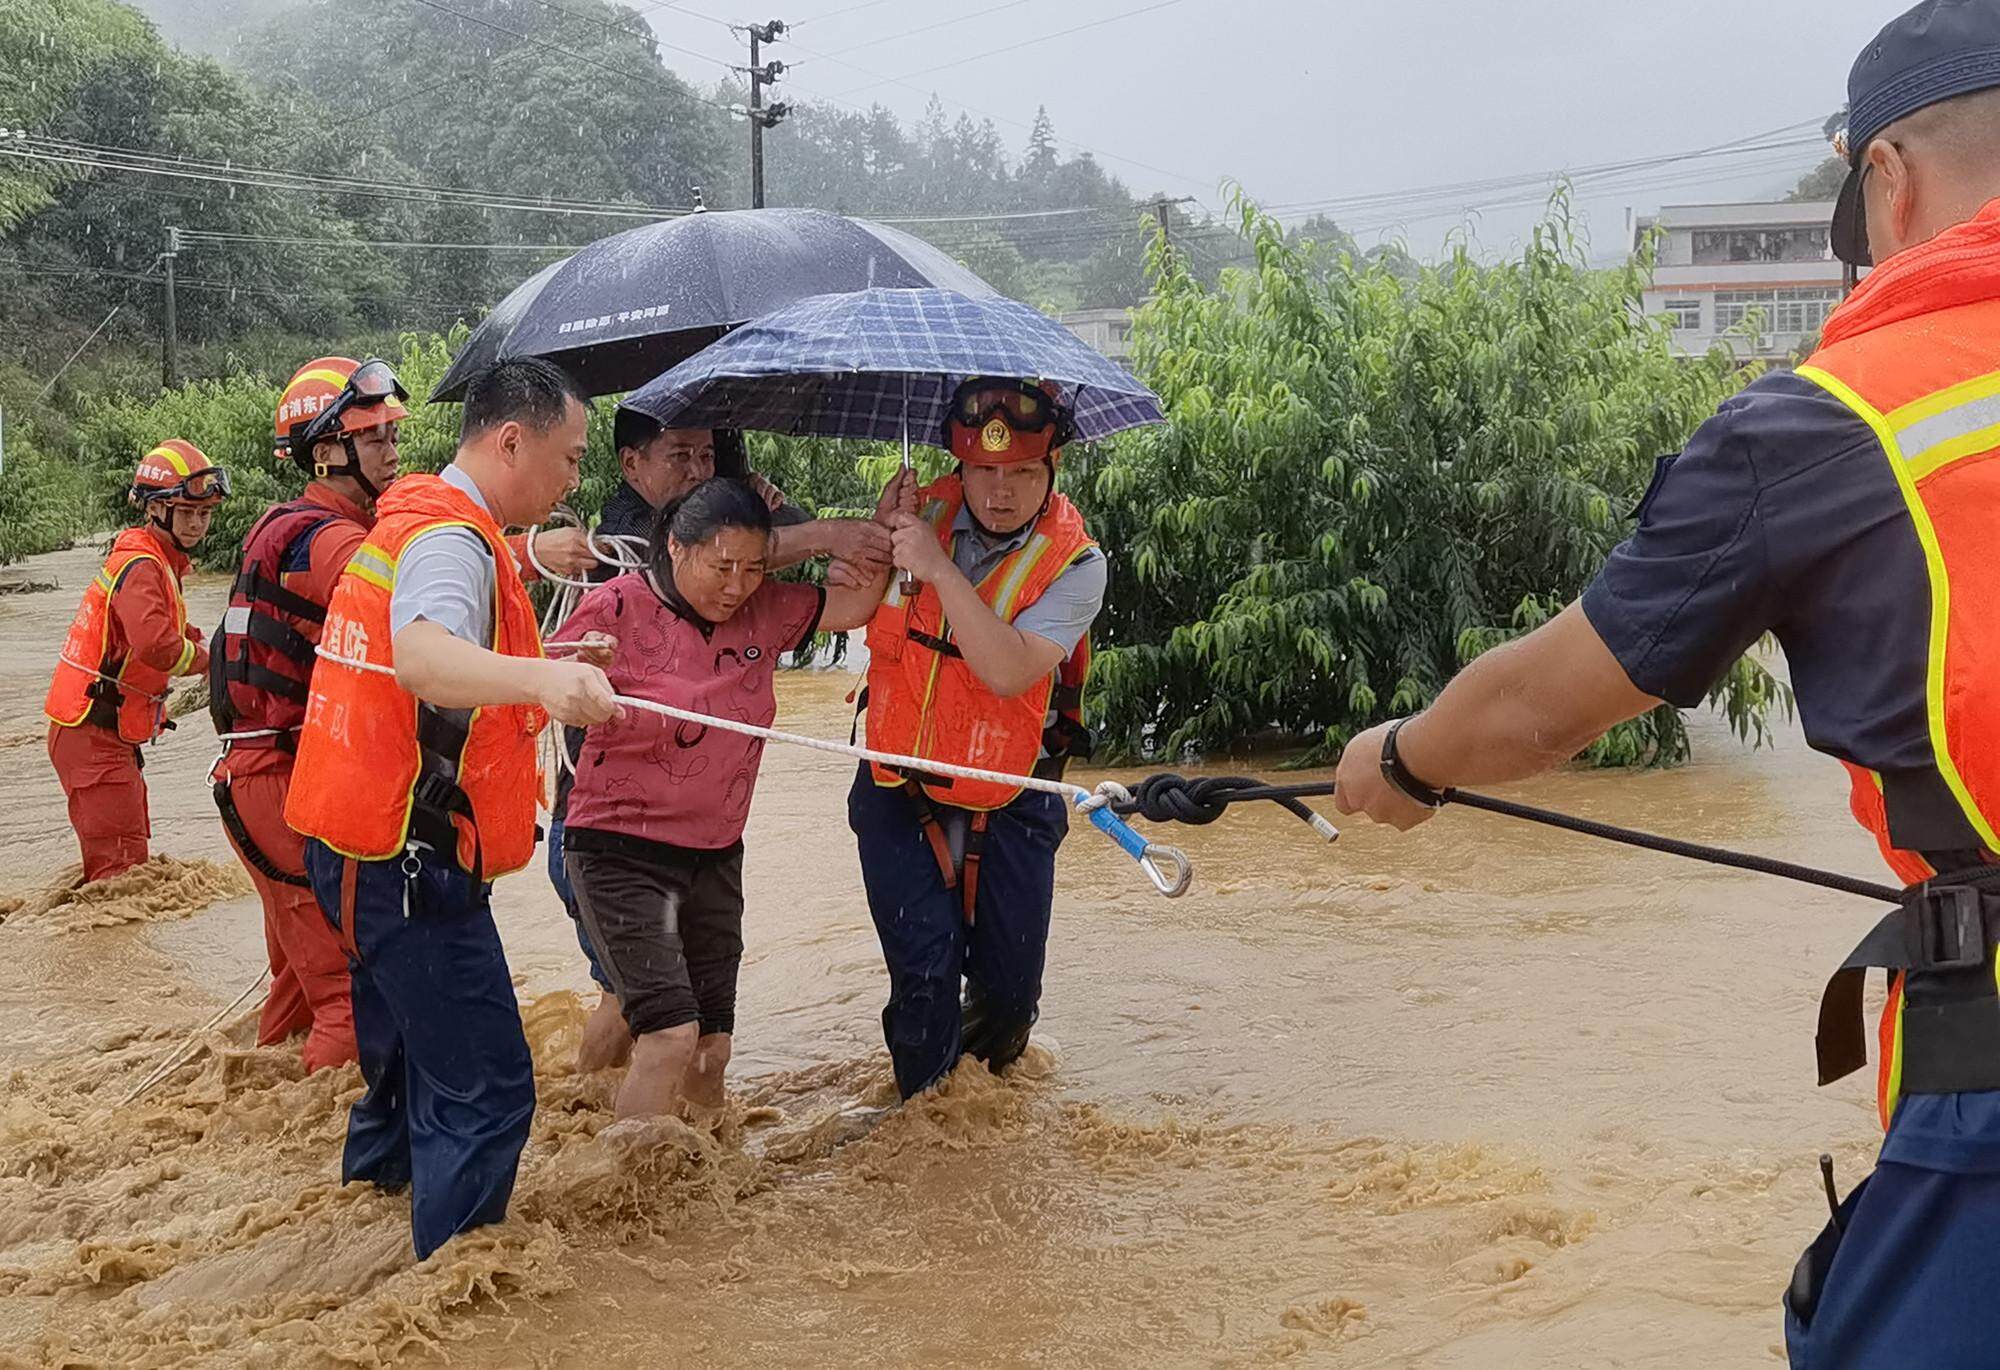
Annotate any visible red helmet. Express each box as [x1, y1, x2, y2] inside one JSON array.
[[274, 356, 409, 477], [945, 378, 1074, 467], [130, 439, 229, 508]]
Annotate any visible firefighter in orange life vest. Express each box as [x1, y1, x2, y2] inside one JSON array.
[[285, 358, 618, 1260], [44, 441, 226, 883], [207, 357, 409, 1074], [850, 378, 1106, 1099], [1331, 4, 2000, 1362]]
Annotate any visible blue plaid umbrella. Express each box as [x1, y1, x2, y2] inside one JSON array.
[[621, 288, 1163, 447]]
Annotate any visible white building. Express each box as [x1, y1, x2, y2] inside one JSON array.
[[1631, 201, 1847, 361], [1059, 306, 1135, 362]]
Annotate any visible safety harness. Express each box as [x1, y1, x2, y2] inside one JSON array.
[[208, 503, 344, 890], [1817, 863, 2000, 1093], [865, 645, 1093, 926]]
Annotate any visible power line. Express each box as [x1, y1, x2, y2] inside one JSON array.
[[0, 135, 699, 220], [626, 0, 736, 29], [177, 230, 582, 252], [791, 0, 900, 25], [777, 39, 1221, 200], [1253, 122, 1824, 222], [406, 0, 735, 114], [801, 0, 1041, 59], [870, 204, 1115, 224], [512, 0, 742, 68], [824, 0, 1199, 100]]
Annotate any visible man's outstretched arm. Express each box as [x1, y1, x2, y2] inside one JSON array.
[[1332, 602, 1660, 830]]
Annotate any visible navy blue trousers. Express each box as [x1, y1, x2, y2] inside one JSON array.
[[1785, 1090, 2000, 1368], [546, 816, 611, 991], [306, 839, 536, 1261], [848, 764, 1067, 1099]]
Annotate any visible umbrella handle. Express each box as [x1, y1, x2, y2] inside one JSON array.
[[898, 389, 921, 598]]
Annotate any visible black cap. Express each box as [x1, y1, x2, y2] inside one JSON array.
[[1832, 0, 2000, 266]]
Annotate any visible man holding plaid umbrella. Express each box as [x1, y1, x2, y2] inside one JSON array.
[[852, 377, 1106, 1098]]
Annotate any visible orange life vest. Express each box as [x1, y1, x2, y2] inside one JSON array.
[[1798, 200, 2000, 1124], [863, 475, 1097, 811], [43, 527, 195, 744], [284, 473, 547, 878]]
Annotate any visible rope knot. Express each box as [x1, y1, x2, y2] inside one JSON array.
[[1128, 773, 1266, 826]]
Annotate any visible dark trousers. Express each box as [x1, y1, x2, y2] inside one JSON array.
[[547, 816, 611, 991], [305, 838, 535, 1261], [1785, 1089, 2000, 1368], [847, 764, 1067, 1099]]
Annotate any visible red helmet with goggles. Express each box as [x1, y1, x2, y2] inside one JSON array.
[[945, 377, 1074, 468], [130, 439, 230, 507], [274, 356, 408, 496]]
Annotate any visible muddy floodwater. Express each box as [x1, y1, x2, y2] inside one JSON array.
[[0, 542, 1894, 1367]]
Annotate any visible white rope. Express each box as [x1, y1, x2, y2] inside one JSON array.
[[315, 644, 1086, 800], [310, 641, 1192, 895], [120, 969, 271, 1106], [58, 652, 164, 701]]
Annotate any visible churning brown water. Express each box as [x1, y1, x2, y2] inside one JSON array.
[[0, 543, 1894, 1367]]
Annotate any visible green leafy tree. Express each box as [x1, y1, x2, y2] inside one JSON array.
[[1074, 189, 1787, 768]]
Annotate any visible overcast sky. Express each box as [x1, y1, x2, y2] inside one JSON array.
[[645, 0, 1892, 259]]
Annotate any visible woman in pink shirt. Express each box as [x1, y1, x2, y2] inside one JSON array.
[[552, 477, 888, 1121]]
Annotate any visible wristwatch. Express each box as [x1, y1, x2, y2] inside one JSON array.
[[1380, 718, 1447, 809]]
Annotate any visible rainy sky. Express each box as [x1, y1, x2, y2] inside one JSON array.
[[632, 0, 1889, 259], [138, 0, 1898, 259]]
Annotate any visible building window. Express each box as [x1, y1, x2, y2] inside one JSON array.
[[1774, 286, 1841, 334], [1692, 226, 1832, 265], [1714, 289, 1774, 332], [1663, 299, 1701, 331], [1712, 287, 1840, 336]]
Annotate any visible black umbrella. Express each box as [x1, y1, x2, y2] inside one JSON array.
[[429, 208, 996, 402]]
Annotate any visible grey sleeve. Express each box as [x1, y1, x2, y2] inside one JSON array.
[[389, 527, 497, 646], [1012, 547, 1108, 657]]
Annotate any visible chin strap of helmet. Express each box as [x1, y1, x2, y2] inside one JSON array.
[[147, 502, 203, 554], [313, 435, 383, 505]]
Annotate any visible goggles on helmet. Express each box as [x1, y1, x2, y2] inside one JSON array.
[[951, 379, 1062, 434], [297, 358, 409, 449], [138, 466, 232, 505]]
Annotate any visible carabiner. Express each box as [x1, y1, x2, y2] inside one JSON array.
[[1140, 842, 1193, 898]]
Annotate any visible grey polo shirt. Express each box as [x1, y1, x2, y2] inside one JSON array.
[[948, 505, 1106, 657], [389, 464, 497, 648]]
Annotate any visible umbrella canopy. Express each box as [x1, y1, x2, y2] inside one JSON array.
[[622, 287, 1163, 447], [430, 209, 995, 402]]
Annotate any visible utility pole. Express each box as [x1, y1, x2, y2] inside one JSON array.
[[161, 226, 181, 390], [742, 20, 789, 209], [1143, 196, 1196, 261]]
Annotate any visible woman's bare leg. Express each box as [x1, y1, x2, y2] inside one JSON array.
[[578, 991, 632, 1072], [614, 1022, 699, 1119], [682, 1032, 732, 1110]]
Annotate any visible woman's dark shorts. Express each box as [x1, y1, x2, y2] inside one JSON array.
[[562, 827, 745, 1038]]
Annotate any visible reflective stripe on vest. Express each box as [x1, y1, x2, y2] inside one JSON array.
[[1800, 298, 2000, 1125], [862, 474, 1096, 810], [283, 474, 548, 875], [42, 528, 187, 743], [1799, 362, 2000, 854]]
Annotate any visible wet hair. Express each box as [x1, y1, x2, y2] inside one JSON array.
[[712, 428, 749, 478], [613, 406, 663, 455], [649, 476, 773, 571], [460, 359, 587, 441]]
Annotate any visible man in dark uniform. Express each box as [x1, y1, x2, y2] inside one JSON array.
[[1332, 4, 2000, 1364]]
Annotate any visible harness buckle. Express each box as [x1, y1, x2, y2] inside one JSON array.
[[1913, 884, 1988, 971]]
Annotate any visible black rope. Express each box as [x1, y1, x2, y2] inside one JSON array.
[[1114, 773, 1905, 906]]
